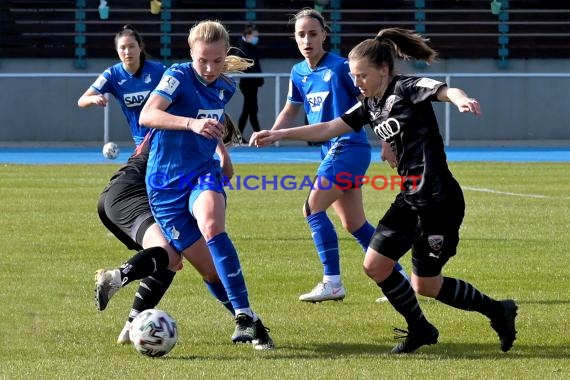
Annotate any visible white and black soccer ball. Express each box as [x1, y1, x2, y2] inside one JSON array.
[[102, 142, 119, 160], [129, 309, 178, 357]]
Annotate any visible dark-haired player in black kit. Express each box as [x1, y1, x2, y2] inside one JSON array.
[[250, 27, 517, 354]]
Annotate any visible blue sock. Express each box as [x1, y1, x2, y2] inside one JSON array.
[[204, 280, 234, 315], [307, 211, 340, 276], [206, 232, 249, 310], [351, 221, 375, 252], [394, 261, 404, 273]]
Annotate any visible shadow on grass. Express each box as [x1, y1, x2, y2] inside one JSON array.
[[461, 237, 550, 243], [515, 299, 570, 305], [163, 341, 570, 361]]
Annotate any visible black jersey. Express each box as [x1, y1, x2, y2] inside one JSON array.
[[107, 133, 149, 185], [341, 75, 453, 206]]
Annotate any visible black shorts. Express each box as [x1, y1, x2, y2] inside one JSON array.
[[97, 178, 154, 251], [369, 178, 465, 277]]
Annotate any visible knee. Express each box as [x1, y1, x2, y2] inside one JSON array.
[[413, 283, 432, 297], [362, 262, 375, 279], [411, 278, 439, 298], [199, 220, 224, 241], [303, 198, 327, 218], [362, 261, 390, 283]]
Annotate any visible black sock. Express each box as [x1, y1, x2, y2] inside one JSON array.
[[128, 269, 176, 322], [436, 276, 501, 318], [378, 269, 426, 328], [119, 246, 169, 286]]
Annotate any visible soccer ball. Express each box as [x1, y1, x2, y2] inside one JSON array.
[[129, 309, 178, 357], [102, 142, 119, 160]]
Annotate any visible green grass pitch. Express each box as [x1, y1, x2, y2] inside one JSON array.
[[0, 162, 568, 379]]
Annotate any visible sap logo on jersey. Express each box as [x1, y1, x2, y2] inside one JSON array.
[[306, 91, 329, 112], [124, 91, 150, 107], [196, 109, 224, 120]]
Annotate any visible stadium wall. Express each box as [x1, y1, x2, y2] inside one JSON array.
[[0, 58, 569, 147]]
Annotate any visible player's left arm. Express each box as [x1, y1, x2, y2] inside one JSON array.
[[436, 86, 482, 115]]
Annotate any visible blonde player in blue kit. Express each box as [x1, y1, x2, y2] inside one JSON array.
[[270, 9, 407, 303], [138, 20, 273, 350], [81, 25, 247, 346]]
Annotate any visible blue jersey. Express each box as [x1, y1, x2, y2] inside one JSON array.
[[288, 52, 368, 145], [146, 62, 236, 190], [90, 60, 166, 147]]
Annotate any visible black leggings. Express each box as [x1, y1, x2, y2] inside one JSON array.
[[238, 84, 261, 134]]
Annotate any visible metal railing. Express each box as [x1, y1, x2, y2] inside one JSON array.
[[2, 71, 570, 145]]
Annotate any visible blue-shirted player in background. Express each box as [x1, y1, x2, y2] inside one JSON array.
[[78, 24, 166, 147], [270, 9, 408, 303]]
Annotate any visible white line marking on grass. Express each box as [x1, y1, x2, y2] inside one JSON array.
[[463, 186, 570, 200], [233, 153, 321, 163]]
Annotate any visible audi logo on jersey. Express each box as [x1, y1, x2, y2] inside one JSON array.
[[373, 117, 401, 140]]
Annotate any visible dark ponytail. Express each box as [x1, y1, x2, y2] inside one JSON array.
[[349, 28, 437, 74]]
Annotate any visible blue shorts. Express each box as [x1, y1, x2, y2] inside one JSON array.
[[147, 166, 226, 252], [317, 141, 371, 190]]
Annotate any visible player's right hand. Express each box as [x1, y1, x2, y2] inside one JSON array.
[[93, 94, 109, 107], [249, 130, 275, 147], [381, 140, 398, 168], [188, 118, 223, 139]]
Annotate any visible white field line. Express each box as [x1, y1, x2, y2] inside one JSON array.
[[463, 186, 570, 200], [233, 153, 321, 163]]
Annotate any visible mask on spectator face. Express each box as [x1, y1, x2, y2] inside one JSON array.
[[250, 36, 259, 45]]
